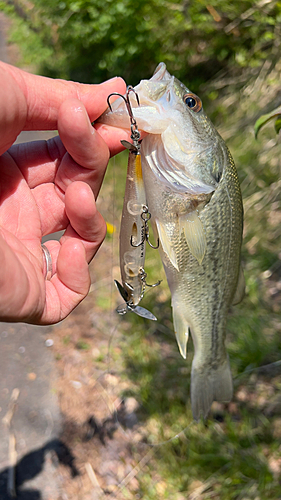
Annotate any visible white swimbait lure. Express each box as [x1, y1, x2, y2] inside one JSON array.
[[107, 88, 160, 321]]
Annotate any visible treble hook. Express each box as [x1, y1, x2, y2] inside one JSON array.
[[139, 267, 162, 290], [107, 87, 159, 251], [107, 86, 140, 145], [130, 206, 159, 249]]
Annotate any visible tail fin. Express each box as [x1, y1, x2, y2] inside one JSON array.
[[191, 359, 233, 420]]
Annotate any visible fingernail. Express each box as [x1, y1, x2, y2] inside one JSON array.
[[73, 105, 84, 113], [103, 76, 120, 84]]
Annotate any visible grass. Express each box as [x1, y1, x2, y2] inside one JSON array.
[[96, 62, 281, 499], [76, 340, 91, 350], [115, 303, 281, 498]]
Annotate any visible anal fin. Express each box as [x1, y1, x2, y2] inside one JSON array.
[[172, 300, 189, 359]]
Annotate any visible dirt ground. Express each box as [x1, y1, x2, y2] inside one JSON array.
[[47, 238, 156, 500]]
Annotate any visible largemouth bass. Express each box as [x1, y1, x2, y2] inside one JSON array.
[[99, 63, 244, 419]]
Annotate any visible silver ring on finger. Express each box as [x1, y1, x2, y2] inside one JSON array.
[[41, 244, 53, 280]]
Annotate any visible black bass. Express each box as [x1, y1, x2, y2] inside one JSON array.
[[99, 63, 244, 420]]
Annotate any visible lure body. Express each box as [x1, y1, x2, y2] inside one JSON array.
[[119, 145, 146, 307], [114, 141, 157, 321]]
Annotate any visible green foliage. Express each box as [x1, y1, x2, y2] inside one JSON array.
[[255, 106, 281, 138], [4, 0, 281, 88]]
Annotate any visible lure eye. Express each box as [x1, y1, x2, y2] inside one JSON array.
[[183, 93, 202, 112]]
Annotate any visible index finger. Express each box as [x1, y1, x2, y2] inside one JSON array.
[[3, 62, 126, 129], [94, 123, 132, 157]]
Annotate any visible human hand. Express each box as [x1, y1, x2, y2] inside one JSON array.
[[0, 62, 130, 324]]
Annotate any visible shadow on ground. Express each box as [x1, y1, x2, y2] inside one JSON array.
[[0, 439, 78, 500]]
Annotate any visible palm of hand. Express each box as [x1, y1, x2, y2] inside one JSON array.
[[0, 135, 105, 324]]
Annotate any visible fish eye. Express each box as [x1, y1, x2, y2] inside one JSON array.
[[183, 93, 202, 112]]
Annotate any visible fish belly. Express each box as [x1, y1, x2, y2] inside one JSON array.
[[142, 148, 243, 420]]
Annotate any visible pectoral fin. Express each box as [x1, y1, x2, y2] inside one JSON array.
[[232, 265, 245, 305], [172, 299, 189, 359], [155, 218, 179, 271], [179, 212, 206, 265]]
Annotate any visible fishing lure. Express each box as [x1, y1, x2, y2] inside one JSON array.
[[107, 87, 160, 320]]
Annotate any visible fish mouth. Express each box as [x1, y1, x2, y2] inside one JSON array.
[[98, 79, 180, 137], [97, 63, 176, 133], [152, 62, 169, 80], [98, 63, 213, 163]]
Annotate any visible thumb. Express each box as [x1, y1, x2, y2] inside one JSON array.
[[0, 63, 27, 155], [0, 61, 126, 154]]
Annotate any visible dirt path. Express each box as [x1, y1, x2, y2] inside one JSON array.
[[0, 13, 63, 499], [0, 16, 147, 498]]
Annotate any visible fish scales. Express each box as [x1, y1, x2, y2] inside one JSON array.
[[98, 63, 244, 419]]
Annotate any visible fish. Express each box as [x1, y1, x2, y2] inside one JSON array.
[[99, 62, 244, 420]]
